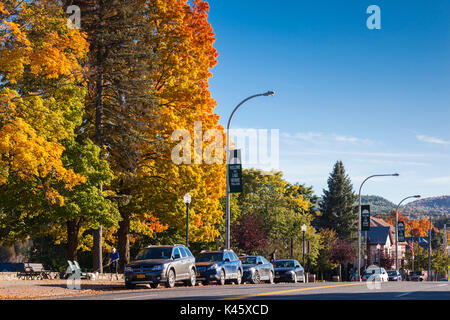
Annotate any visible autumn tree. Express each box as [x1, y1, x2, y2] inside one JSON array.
[[0, 1, 121, 262], [384, 210, 436, 238], [0, 0, 88, 224], [69, 0, 226, 270], [231, 213, 268, 254], [329, 239, 355, 280], [126, 0, 226, 260]]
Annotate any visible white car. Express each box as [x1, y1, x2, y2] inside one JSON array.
[[362, 266, 389, 282]]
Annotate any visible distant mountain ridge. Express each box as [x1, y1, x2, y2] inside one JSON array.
[[360, 195, 449, 218], [359, 195, 396, 216], [404, 195, 450, 216]]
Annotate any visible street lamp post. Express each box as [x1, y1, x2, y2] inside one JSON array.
[[377, 244, 381, 269], [225, 91, 275, 250], [428, 215, 432, 281], [183, 193, 191, 247], [395, 195, 420, 271], [301, 224, 307, 267], [357, 173, 399, 281]]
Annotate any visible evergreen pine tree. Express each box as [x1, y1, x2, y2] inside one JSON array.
[[65, 0, 160, 271], [319, 161, 358, 239]]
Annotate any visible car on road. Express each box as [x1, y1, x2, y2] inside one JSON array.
[[195, 250, 243, 285], [124, 244, 196, 289], [407, 270, 427, 281], [273, 259, 305, 283], [387, 270, 402, 281], [240, 255, 274, 284], [361, 266, 389, 282]]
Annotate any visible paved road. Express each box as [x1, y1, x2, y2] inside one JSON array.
[[59, 281, 449, 300]]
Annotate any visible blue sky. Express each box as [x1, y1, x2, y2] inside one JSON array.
[[207, 0, 449, 204]]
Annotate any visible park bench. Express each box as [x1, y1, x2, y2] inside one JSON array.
[[17, 263, 52, 280]]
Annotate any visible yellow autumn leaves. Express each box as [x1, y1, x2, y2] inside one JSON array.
[[0, 0, 89, 204]]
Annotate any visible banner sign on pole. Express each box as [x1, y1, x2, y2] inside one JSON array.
[[361, 205, 370, 231], [398, 221, 405, 242], [228, 149, 242, 193]]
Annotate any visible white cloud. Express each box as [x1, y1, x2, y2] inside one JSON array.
[[425, 176, 450, 185], [331, 134, 375, 145], [281, 131, 375, 146], [416, 134, 450, 145]]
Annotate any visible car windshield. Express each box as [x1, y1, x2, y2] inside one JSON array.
[[365, 268, 382, 274], [135, 247, 172, 260], [196, 252, 224, 262], [387, 271, 397, 275], [274, 261, 294, 268], [241, 257, 257, 265]]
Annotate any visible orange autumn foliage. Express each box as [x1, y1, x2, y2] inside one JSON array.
[[136, 0, 225, 242], [384, 210, 437, 237]]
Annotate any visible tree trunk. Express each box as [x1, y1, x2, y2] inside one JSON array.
[[67, 220, 79, 262], [92, 4, 105, 273], [117, 210, 130, 273]]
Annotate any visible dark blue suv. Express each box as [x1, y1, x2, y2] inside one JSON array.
[[195, 250, 243, 285]]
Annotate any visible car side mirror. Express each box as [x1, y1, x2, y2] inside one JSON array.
[[173, 254, 181, 260], [224, 258, 230, 262], [258, 261, 263, 265]]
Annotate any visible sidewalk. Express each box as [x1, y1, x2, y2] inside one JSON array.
[[0, 278, 130, 300]]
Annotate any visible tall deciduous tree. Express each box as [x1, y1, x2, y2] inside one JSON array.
[[0, 1, 121, 262], [318, 161, 357, 239]]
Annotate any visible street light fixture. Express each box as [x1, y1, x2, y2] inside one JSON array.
[[225, 91, 275, 249], [301, 224, 307, 268], [395, 195, 420, 271], [357, 173, 399, 281], [183, 193, 191, 247]]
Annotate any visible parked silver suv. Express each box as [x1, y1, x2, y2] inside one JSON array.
[[124, 245, 196, 289]]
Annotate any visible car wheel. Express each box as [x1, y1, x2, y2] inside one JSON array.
[[234, 269, 242, 285], [125, 282, 136, 289], [165, 269, 176, 288], [218, 269, 226, 285], [268, 271, 274, 284], [251, 271, 261, 284], [150, 283, 159, 289], [185, 268, 196, 287]]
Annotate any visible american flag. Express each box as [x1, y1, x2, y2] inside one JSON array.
[[408, 242, 414, 256]]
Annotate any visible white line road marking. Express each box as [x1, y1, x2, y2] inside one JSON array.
[[395, 292, 412, 298], [437, 284, 448, 287]]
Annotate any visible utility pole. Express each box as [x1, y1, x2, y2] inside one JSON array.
[[428, 215, 432, 281]]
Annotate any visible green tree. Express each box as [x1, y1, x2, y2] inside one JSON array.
[[230, 169, 320, 264], [314, 229, 338, 280], [431, 249, 450, 280], [318, 161, 357, 239]]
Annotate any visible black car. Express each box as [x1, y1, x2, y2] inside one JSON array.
[[240, 256, 274, 284], [387, 270, 402, 281], [124, 245, 196, 289], [195, 250, 243, 285], [273, 259, 305, 283]]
